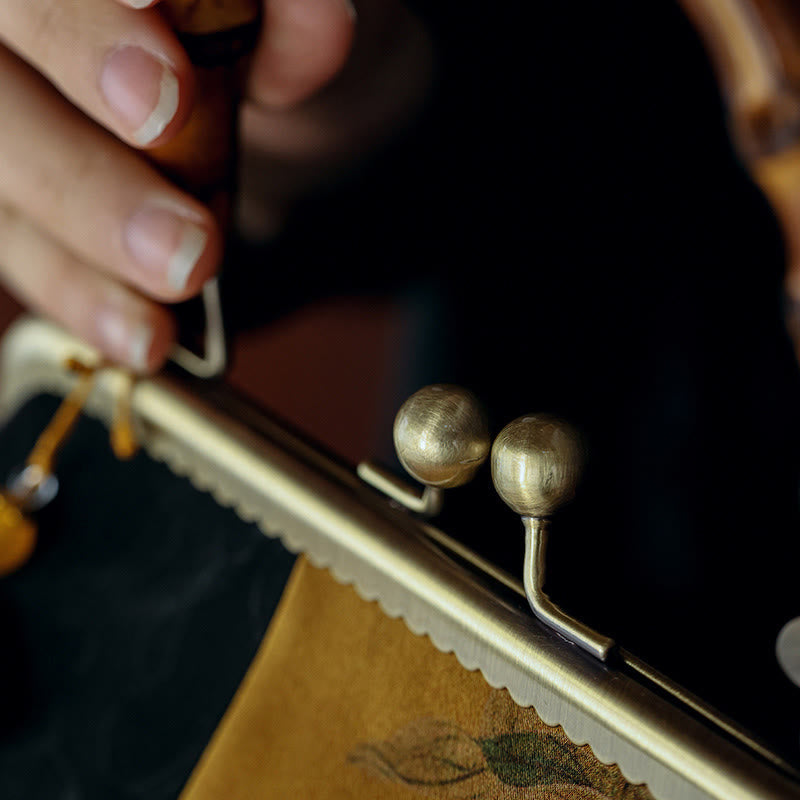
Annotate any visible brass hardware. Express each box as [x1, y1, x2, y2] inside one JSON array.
[[356, 461, 444, 515], [0, 358, 139, 576], [359, 384, 490, 515], [491, 414, 615, 661], [364, 392, 614, 660], [170, 279, 227, 379], [394, 384, 490, 488]]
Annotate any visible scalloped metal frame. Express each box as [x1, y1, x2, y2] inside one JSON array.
[[1, 316, 798, 800]]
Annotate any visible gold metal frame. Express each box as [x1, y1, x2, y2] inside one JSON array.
[[1, 316, 798, 800]]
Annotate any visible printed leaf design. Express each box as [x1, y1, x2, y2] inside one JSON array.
[[479, 731, 590, 788], [348, 718, 486, 787], [349, 692, 654, 799]]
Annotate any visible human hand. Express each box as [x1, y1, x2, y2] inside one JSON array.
[[236, 0, 432, 241], [0, 0, 431, 372]]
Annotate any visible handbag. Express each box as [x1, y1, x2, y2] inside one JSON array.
[[1, 317, 798, 800], [4, 2, 800, 797]]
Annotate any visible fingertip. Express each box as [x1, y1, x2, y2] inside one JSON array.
[[134, 49, 195, 150], [130, 61, 184, 148], [93, 301, 173, 373], [167, 217, 223, 301], [123, 200, 221, 303], [250, 0, 356, 108], [141, 306, 177, 372], [100, 24, 195, 149]]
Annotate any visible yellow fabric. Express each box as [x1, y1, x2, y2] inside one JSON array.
[[181, 557, 653, 799]]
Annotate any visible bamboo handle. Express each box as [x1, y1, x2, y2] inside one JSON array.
[[677, 1, 800, 312], [150, 0, 261, 224], [677, 0, 800, 161]]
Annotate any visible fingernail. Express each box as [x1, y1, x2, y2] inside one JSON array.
[[126, 0, 153, 7], [101, 47, 179, 146], [96, 310, 154, 371], [125, 206, 208, 293]]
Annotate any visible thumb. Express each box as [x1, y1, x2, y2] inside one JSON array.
[[249, 0, 356, 108]]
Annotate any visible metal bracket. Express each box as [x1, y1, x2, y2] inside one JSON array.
[[357, 461, 443, 516], [170, 278, 227, 379], [522, 517, 614, 661]]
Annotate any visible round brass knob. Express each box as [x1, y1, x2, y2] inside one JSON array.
[[491, 414, 583, 517], [393, 385, 490, 489]]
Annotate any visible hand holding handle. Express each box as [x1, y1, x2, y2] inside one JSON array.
[[150, 1, 261, 377]]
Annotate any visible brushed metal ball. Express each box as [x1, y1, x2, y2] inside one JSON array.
[[393, 385, 490, 488], [491, 414, 584, 517]]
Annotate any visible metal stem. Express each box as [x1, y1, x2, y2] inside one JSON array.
[[523, 516, 614, 661]]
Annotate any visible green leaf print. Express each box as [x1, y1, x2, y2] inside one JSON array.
[[479, 731, 590, 788]]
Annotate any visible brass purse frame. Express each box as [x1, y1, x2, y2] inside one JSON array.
[[1, 316, 798, 800]]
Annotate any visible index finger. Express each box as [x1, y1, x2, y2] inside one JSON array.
[[0, 0, 194, 149]]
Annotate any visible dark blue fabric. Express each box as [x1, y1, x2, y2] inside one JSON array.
[[0, 396, 295, 800]]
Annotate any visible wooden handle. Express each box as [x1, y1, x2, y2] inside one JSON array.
[[160, 0, 261, 36], [678, 1, 800, 303], [677, 0, 800, 160], [149, 0, 261, 224]]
